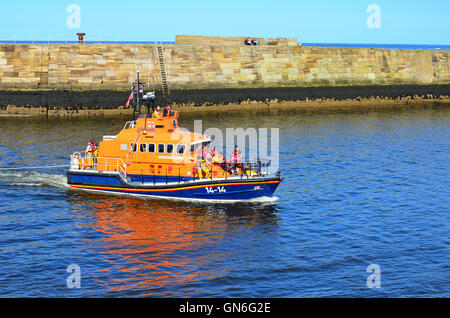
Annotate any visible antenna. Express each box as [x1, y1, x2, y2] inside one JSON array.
[[136, 70, 140, 112], [132, 70, 141, 121]]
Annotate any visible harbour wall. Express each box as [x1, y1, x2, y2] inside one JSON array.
[[0, 41, 449, 90], [0, 36, 449, 112]]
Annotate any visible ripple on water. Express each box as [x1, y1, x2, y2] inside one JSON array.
[[0, 105, 449, 297]]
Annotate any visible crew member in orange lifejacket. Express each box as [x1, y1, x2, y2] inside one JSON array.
[[196, 154, 209, 179], [85, 140, 98, 168], [209, 147, 223, 166], [153, 105, 161, 118]]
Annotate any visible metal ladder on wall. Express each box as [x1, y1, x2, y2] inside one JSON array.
[[155, 43, 171, 105]]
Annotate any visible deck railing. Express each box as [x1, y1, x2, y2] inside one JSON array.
[[70, 152, 272, 184], [195, 159, 272, 183], [70, 152, 127, 177]]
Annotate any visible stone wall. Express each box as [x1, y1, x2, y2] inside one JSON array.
[[0, 42, 449, 90]]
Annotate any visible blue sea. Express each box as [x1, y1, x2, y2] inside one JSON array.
[[301, 43, 450, 50], [0, 104, 449, 297]]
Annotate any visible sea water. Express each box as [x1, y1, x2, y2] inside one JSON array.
[[0, 103, 448, 297]]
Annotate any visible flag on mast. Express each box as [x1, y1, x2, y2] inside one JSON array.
[[125, 89, 134, 108]]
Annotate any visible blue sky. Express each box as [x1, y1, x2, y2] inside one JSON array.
[[0, 0, 449, 44]]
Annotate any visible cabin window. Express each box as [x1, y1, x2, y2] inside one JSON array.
[[176, 144, 186, 154], [139, 143, 147, 152], [189, 141, 211, 154], [189, 143, 200, 153], [167, 144, 174, 154], [158, 143, 165, 153], [148, 143, 155, 153], [130, 143, 137, 152]]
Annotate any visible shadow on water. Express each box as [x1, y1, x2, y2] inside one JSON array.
[[66, 191, 281, 296]]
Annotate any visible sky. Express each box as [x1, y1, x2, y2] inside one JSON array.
[[0, 0, 449, 44]]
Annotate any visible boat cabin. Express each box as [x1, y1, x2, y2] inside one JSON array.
[[91, 111, 230, 182]]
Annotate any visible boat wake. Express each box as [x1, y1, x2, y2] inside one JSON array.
[[0, 171, 69, 189], [247, 195, 279, 203]]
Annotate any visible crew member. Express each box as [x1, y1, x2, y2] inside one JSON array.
[[196, 154, 209, 179], [206, 146, 216, 162], [153, 105, 161, 118], [230, 146, 242, 174], [85, 140, 97, 168], [220, 153, 232, 174], [163, 105, 172, 117], [70, 152, 81, 170]]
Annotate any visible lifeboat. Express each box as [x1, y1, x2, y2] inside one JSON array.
[[66, 81, 283, 201]]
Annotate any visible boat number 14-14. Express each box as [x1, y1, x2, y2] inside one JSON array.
[[205, 186, 226, 194]]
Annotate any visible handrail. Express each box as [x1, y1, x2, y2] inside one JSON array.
[[70, 151, 273, 184], [123, 120, 136, 130], [70, 152, 128, 176], [126, 132, 141, 162], [192, 158, 270, 181]]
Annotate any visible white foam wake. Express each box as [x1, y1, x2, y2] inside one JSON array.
[[0, 171, 69, 189]]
